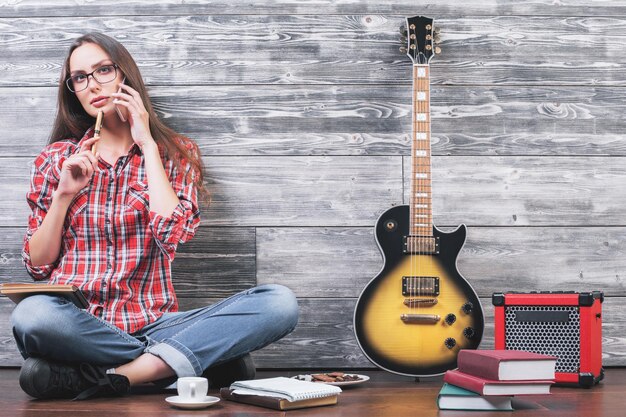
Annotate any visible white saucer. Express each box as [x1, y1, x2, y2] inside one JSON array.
[[165, 395, 220, 409]]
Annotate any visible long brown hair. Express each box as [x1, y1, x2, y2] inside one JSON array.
[[49, 32, 209, 203]]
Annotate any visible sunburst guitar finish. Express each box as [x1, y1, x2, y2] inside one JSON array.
[[354, 206, 484, 376]]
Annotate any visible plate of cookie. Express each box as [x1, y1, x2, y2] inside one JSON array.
[[292, 372, 370, 386]]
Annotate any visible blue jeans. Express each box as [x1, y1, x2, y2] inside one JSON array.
[[10, 284, 298, 378]]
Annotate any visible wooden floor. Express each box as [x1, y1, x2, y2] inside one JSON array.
[[1, 368, 624, 417]]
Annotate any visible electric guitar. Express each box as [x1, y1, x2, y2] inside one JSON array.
[[353, 16, 484, 377]]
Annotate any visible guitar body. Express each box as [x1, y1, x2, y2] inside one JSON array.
[[354, 205, 484, 376]]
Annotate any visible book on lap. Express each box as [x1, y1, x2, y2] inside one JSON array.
[[0, 283, 89, 309], [221, 377, 341, 410], [443, 369, 553, 396], [437, 383, 513, 411], [457, 349, 556, 381]]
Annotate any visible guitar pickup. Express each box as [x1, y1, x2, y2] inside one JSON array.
[[402, 276, 439, 296], [403, 236, 439, 254]]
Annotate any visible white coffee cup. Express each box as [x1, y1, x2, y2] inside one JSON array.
[[177, 377, 208, 401]]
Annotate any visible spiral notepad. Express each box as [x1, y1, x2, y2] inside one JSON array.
[[230, 377, 342, 402]]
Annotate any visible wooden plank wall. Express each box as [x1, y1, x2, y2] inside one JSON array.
[[1, 1, 626, 368]]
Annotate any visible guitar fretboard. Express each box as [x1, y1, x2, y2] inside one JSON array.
[[410, 64, 433, 237]]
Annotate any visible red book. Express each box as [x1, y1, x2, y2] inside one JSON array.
[[457, 349, 556, 381], [443, 369, 553, 396]]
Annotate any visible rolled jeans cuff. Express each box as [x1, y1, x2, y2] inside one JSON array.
[[145, 338, 203, 377]]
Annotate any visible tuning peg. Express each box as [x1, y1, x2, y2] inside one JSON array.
[[400, 26, 408, 36], [399, 46, 407, 54], [435, 46, 442, 54], [434, 26, 441, 34], [400, 35, 407, 43], [434, 34, 441, 44]]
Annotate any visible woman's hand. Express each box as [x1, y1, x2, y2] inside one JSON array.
[[112, 84, 156, 149], [56, 137, 99, 197]]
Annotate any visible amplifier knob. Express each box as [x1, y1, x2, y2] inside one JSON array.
[[444, 314, 457, 325], [463, 327, 476, 339], [461, 302, 474, 314], [444, 337, 457, 349]]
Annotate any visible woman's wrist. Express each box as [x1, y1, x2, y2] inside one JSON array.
[[140, 138, 158, 153], [53, 189, 77, 205]]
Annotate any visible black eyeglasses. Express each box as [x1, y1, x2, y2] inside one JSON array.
[[66, 64, 119, 93]]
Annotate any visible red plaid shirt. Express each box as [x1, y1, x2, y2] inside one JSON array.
[[22, 127, 201, 334]]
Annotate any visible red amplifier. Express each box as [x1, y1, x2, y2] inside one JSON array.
[[492, 291, 603, 387]]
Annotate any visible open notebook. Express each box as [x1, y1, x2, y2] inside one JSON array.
[[222, 377, 341, 410], [230, 377, 341, 402]]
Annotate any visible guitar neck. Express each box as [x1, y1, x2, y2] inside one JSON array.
[[410, 64, 433, 237]]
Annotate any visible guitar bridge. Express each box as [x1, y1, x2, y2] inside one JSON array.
[[402, 276, 439, 296], [400, 314, 441, 324], [404, 298, 438, 307]]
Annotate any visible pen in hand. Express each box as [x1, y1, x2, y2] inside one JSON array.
[[92, 110, 103, 154]]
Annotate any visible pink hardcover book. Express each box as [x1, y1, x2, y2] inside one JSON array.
[[443, 369, 553, 396], [457, 349, 556, 381]]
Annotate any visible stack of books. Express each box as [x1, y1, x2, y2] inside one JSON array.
[[438, 350, 556, 411]]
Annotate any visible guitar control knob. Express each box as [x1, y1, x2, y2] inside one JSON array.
[[444, 314, 457, 325], [463, 327, 476, 339], [444, 337, 457, 349], [461, 302, 474, 314]]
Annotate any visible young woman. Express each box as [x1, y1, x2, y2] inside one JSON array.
[[11, 32, 298, 400]]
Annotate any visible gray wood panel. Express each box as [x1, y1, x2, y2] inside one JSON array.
[[4, 156, 626, 227], [3, 1, 626, 18], [0, 295, 622, 367], [0, 227, 256, 299], [4, 15, 626, 87], [169, 227, 256, 298], [200, 156, 402, 227], [5, 86, 626, 158], [256, 227, 626, 298], [406, 156, 626, 227], [0, 156, 403, 227]]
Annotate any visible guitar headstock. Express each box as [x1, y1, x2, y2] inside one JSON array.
[[400, 16, 441, 65]]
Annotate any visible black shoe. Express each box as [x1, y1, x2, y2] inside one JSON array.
[[202, 353, 256, 388], [19, 357, 130, 400]]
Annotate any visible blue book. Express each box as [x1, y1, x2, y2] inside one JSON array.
[[437, 383, 513, 411]]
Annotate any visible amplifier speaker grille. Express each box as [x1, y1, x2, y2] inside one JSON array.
[[504, 305, 580, 373]]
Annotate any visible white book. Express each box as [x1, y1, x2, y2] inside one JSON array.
[[230, 377, 342, 402]]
